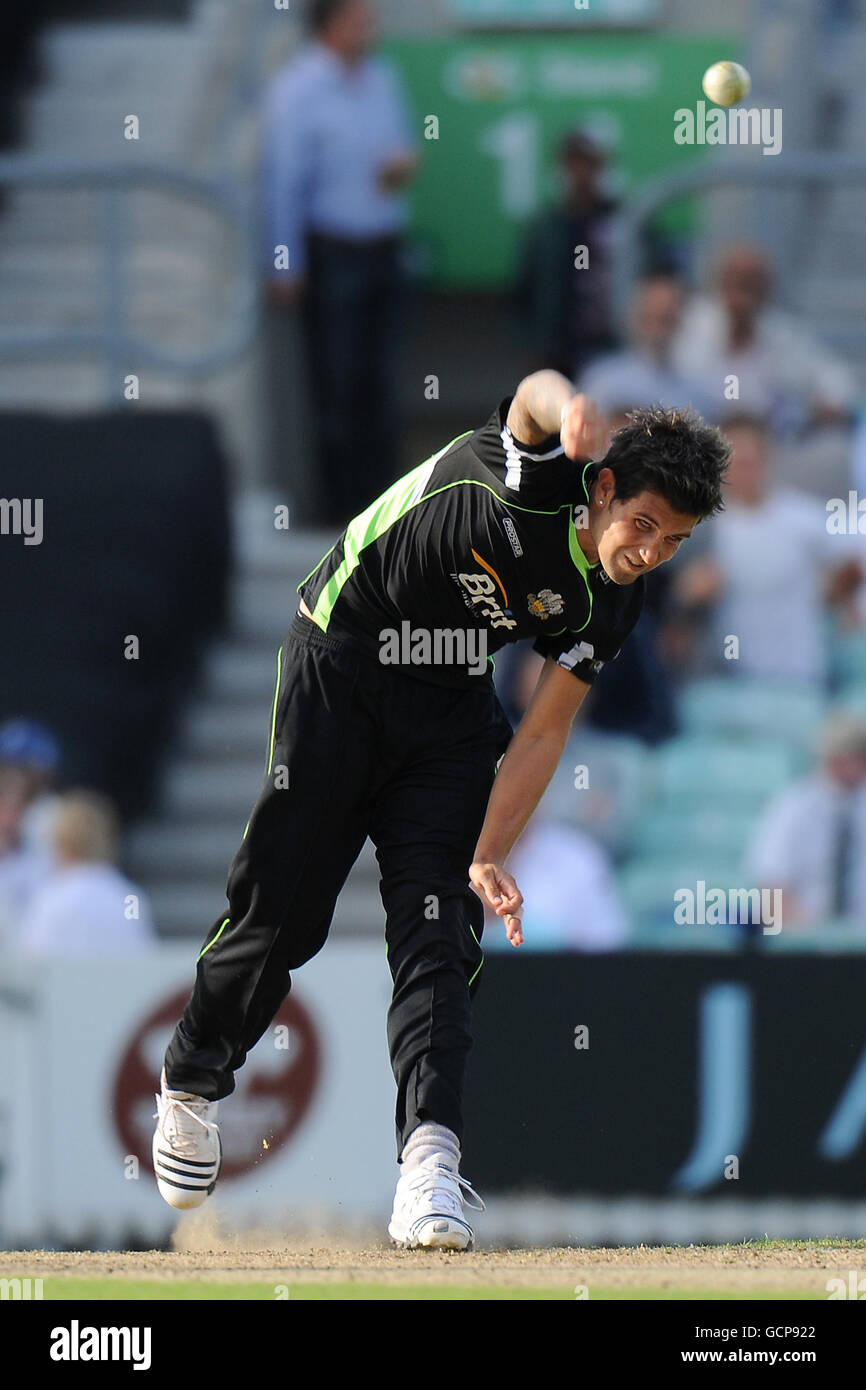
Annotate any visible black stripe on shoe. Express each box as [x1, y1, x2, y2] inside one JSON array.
[[155, 1160, 216, 1182], [156, 1173, 219, 1193], [156, 1148, 217, 1169]]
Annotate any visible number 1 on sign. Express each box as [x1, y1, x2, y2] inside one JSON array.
[[478, 111, 540, 217]]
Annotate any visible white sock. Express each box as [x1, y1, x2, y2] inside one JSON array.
[[162, 1068, 203, 1102], [400, 1122, 460, 1172]]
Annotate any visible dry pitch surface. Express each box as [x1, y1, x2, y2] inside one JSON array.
[[2, 1240, 864, 1299]]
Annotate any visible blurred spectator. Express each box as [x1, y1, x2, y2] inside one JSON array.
[[262, 0, 419, 526], [0, 13, 39, 153], [745, 709, 866, 929], [484, 811, 629, 952], [817, 1, 861, 148], [0, 766, 48, 951], [668, 414, 863, 686], [515, 127, 621, 380], [578, 274, 720, 422], [850, 407, 866, 499], [672, 244, 856, 495], [487, 643, 636, 951], [0, 717, 61, 853], [0, 719, 60, 949], [584, 604, 679, 745], [18, 791, 155, 957], [516, 127, 675, 381]]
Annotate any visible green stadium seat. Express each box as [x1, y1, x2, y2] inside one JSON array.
[[628, 805, 755, 862], [628, 921, 741, 952], [654, 737, 795, 809], [836, 680, 866, 713], [831, 630, 866, 685], [617, 856, 745, 932], [759, 919, 866, 951], [679, 678, 824, 767]]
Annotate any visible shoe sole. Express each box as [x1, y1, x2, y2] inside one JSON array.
[[389, 1216, 474, 1251]]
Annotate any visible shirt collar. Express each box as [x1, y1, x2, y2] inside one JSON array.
[[570, 459, 600, 576], [310, 39, 367, 80]]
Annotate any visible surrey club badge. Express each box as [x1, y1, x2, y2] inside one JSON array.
[[527, 589, 565, 620]]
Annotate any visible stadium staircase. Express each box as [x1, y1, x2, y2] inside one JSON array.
[[0, 0, 277, 476], [0, 2, 386, 939], [125, 502, 388, 940]]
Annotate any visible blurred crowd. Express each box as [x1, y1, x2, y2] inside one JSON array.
[[492, 229, 866, 946], [256, 0, 866, 947], [492, 123, 866, 947], [5, 0, 864, 953], [0, 719, 155, 958]]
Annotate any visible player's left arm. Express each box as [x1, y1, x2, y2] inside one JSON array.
[[506, 369, 609, 460], [469, 658, 592, 946]]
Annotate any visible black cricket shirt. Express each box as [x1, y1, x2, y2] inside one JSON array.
[[296, 395, 645, 689]]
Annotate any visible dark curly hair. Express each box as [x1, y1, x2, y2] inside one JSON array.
[[591, 403, 730, 521]]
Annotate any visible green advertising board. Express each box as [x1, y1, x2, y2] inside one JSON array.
[[384, 34, 737, 288], [448, 0, 661, 25]]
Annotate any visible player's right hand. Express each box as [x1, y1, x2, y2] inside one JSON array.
[[468, 861, 524, 947], [560, 394, 609, 461]]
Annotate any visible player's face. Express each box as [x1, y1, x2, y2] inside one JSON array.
[[588, 476, 700, 584]]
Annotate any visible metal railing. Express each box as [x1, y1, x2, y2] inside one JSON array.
[[0, 155, 260, 400]]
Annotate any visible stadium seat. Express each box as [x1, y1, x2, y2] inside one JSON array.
[[678, 678, 824, 769], [617, 857, 745, 933], [628, 921, 740, 952], [628, 805, 755, 863], [653, 737, 796, 809], [830, 630, 866, 685], [835, 679, 866, 713]]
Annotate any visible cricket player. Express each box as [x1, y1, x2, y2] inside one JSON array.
[[152, 369, 729, 1248]]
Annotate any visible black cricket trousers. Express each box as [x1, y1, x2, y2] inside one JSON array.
[[165, 611, 513, 1154]]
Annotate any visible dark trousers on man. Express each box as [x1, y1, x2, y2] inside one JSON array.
[[165, 612, 513, 1153], [302, 232, 406, 527]]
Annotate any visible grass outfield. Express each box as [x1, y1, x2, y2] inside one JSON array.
[[3, 1240, 864, 1301], [32, 1278, 828, 1301]]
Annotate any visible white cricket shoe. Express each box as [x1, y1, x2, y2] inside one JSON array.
[[152, 1068, 222, 1210], [388, 1153, 485, 1250]]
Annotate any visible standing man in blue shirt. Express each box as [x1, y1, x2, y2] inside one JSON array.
[[262, 0, 419, 525]]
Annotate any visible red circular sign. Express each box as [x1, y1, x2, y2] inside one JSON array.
[[112, 985, 321, 1181]]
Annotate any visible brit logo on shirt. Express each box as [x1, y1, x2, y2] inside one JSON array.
[[527, 589, 565, 620]]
